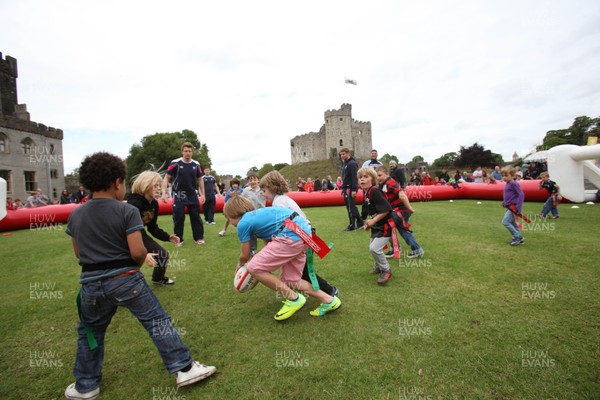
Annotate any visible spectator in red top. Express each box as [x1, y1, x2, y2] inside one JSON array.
[[421, 172, 433, 185], [6, 197, 18, 211], [304, 177, 314, 193]]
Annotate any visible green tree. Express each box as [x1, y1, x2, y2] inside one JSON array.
[[406, 155, 424, 170], [537, 116, 600, 151], [258, 163, 275, 177], [246, 166, 259, 177], [431, 152, 458, 168], [126, 130, 211, 183], [379, 153, 399, 166], [273, 163, 289, 171], [456, 143, 502, 169]]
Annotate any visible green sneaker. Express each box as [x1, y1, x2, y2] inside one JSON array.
[[274, 293, 306, 321], [310, 296, 342, 317]]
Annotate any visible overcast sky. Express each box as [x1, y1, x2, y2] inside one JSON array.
[[1, 0, 599, 176]]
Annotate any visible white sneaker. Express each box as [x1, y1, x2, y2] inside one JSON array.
[[176, 361, 217, 387], [218, 230, 226, 237], [64, 383, 99, 400]]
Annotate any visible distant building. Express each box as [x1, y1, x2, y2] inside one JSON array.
[[0, 52, 64, 202], [290, 103, 372, 164]]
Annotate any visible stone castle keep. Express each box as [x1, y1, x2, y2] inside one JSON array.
[[290, 104, 372, 164], [0, 52, 65, 201]]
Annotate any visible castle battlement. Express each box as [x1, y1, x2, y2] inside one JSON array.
[[324, 103, 352, 118], [0, 116, 64, 139]]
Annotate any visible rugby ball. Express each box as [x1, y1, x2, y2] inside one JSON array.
[[234, 264, 258, 293]]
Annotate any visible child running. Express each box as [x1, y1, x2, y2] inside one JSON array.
[[259, 170, 341, 304], [357, 166, 393, 284], [501, 165, 525, 246], [64, 152, 215, 399], [538, 172, 562, 219], [375, 166, 424, 259], [224, 196, 341, 320]]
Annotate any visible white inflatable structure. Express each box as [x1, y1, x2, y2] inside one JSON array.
[[547, 144, 600, 203], [0, 178, 6, 221]]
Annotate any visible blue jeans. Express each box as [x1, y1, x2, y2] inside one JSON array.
[[173, 201, 204, 242], [502, 209, 522, 239], [73, 272, 192, 392], [540, 197, 558, 217], [394, 211, 421, 251]]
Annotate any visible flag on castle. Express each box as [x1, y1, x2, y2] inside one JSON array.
[[344, 79, 357, 85]]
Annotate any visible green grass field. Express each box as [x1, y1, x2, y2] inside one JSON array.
[[1, 200, 599, 399]]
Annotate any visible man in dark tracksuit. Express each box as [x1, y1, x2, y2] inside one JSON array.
[[340, 148, 364, 231]]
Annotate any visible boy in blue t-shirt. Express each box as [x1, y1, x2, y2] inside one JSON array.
[[64, 152, 215, 400], [224, 196, 340, 321]]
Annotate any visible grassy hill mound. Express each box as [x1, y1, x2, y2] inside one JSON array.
[[278, 159, 342, 184]]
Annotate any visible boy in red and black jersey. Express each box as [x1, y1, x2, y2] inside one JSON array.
[[357, 166, 393, 284], [376, 166, 425, 259]]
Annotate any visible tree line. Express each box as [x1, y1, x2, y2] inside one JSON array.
[[120, 115, 599, 181]]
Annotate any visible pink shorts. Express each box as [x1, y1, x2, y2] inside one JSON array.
[[247, 236, 308, 286]]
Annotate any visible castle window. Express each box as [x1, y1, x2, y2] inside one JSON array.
[[51, 169, 58, 179], [0, 170, 11, 193], [50, 144, 55, 154], [21, 138, 34, 155], [0, 132, 8, 153], [24, 171, 36, 192], [339, 140, 343, 146], [340, 118, 343, 121]]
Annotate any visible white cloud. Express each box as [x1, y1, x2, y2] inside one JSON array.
[[2, 0, 599, 175]]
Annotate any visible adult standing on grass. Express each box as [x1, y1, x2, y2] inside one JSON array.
[[340, 148, 364, 231], [64, 152, 215, 400], [162, 142, 206, 246], [202, 167, 220, 225]]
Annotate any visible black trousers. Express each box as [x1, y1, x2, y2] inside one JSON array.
[[172, 201, 204, 242], [301, 261, 335, 297], [142, 232, 169, 282], [203, 196, 216, 223]]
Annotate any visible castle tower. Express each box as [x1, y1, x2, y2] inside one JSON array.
[[290, 104, 372, 164], [324, 103, 353, 157], [0, 52, 18, 118]]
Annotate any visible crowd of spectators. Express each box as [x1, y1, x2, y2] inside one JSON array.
[[291, 162, 546, 193], [5, 186, 90, 211]]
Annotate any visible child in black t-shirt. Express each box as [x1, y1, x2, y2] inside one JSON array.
[[64, 152, 215, 400], [357, 166, 393, 284]]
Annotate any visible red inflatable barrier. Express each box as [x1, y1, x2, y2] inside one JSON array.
[[0, 181, 551, 232]]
